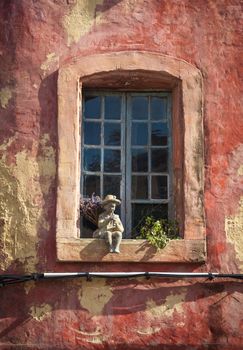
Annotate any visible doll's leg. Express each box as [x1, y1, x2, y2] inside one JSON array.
[[106, 231, 113, 252], [113, 232, 122, 253]]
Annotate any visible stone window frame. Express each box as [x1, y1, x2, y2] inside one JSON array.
[[56, 51, 206, 263]]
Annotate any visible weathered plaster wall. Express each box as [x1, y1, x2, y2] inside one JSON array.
[[0, 0, 242, 349]]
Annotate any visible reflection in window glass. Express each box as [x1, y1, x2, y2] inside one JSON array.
[[131, 97, 148, 120], [84, 148, 100, 171], [104, 123, 121, 146], [84, 122, 101, 145], [105, 96, 121, 119], [83, 175, 100, 197], [151, 149, 167, 172], [151, 122, 168, 146], [132, 149, 148, 172], [132, 122, 148, 146], [104, 175, 121, 198], [152, 176, 168, 199], [104, 149, 121, 172], [84, 96, 101, 119], [151, 97, 167, 120], [132, 176, 148, 199]]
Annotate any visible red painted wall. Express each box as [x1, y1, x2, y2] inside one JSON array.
[[0, 1, 242, 349]]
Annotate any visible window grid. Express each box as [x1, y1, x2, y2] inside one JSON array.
[[81, 92, 172, 237]]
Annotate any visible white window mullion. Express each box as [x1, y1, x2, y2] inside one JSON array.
[[125, 93, 132, 237], [120, 92, 127, 235], [100, 95, 104, 199]]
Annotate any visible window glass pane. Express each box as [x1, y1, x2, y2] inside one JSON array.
[[104, 123, 121, 146], [83, 175, 100, 197], [84, 122, 101, 145], [132, 122, 148, 146], [151, 149, 168, 172], [83, 148, 101, 171], [151, 122, 168, 146], [131, 203, 168, 238], [131, 97, 148, 120], [132, 149, 148, 172], [104, 149, 121, 172], [104, 175, 121, 198], [132, 176, 148, 199], [84, 96, 101, 119], [152, 176, 168, 199], [105, 96, 121, 120], [151, 97, 167, 120]]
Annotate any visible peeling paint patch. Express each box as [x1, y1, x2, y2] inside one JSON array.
[[85, 336, 104, 344], [69, 327, 101, 337], [137, 326, 161, 335], [0, 87, 12, 109], [30, 303, 52, 321], [237, 165, 243, 176], [0, 159, 37, 271], [24, 280, 36, 295], [146, 288, 187, 318], [0, 136, 15, 162], [225, 197, 243, 272], [69, 325, 105, 343], [78, 279, 113, 316], [63, 0, 104, 46], [0, 134, 55, 271], [40, 53, 59, 76]]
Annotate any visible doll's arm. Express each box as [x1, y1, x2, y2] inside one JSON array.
[[98, 214, 112, 228]]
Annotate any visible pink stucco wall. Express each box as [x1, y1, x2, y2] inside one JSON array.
[[0, 1, 242, 349]]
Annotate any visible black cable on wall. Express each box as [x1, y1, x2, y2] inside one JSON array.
[[0, 272, 243, 287]]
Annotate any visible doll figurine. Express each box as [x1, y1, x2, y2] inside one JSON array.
[[93, 195, 124, 253]]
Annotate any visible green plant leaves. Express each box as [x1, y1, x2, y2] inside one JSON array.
[[137, 216, 180, 249]]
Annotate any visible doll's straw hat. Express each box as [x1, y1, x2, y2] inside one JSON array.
[[102, 195, 121, 206]]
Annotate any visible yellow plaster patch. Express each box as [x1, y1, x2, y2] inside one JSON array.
[[40, 53, 59, 75], [0, 87, 12, 109], [78, 279, 113, 316], [30, 303, 52, 321], [69, 326, 105, 343], [24, 280, 36, 295], [137, 326, 161, 335], [225, 197, 243, 272], [69, 327, 101, 337], [146, 288, 187, 318], [85, 337, 104, 344], [63, 0, 104, 46], [0, 159, 36, 271], [0, 134, 55, 271], [0, 136, 15, 162], [237, 165, 243, 176]]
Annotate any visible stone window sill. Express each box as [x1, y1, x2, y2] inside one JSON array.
[[57, 238, 206, 263]]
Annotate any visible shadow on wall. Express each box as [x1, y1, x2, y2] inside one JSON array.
[[36, 71, 58, 270], [0, 279, 242, 315], [96, 0, 123, 13], [0, 279, 242, 347]]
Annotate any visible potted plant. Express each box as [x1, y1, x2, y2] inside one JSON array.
[[80, 193, 102, 227], [137, 216, 181, 249]]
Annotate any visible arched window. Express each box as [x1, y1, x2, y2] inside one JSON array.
[[56, 52, 205, 263]]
